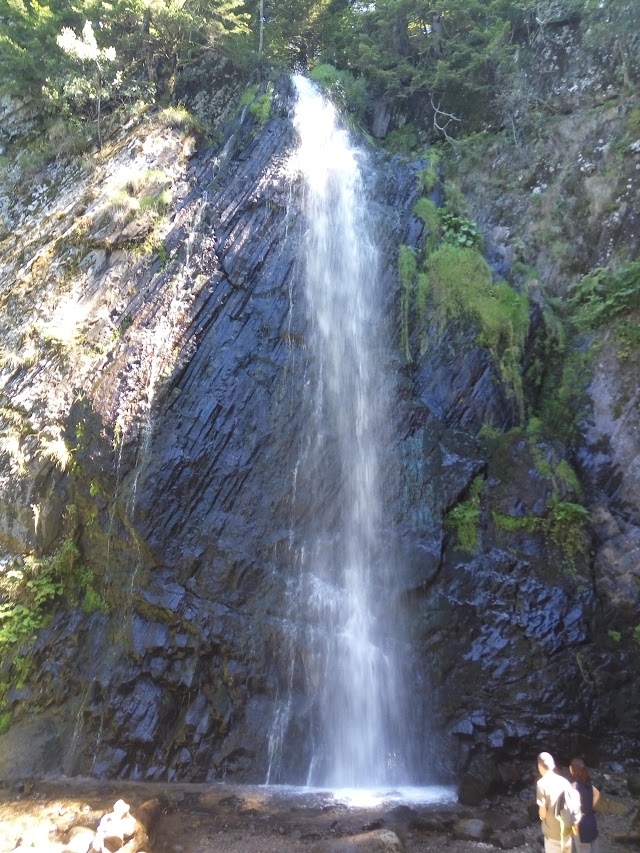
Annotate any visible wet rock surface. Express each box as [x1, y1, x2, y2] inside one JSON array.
[[0, 63, 639, 787]]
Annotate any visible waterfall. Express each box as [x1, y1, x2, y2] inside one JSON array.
[[269, 76, 412, 788]]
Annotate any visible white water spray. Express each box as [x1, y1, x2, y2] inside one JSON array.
[[270, 76, 411, 788]]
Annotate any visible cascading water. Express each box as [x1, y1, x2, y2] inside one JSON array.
[[268, 76, 414, 789]]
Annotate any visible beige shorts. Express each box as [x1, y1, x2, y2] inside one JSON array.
[[543, 837, 572, 853]]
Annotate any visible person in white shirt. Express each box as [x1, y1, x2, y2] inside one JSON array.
[[536, 751, 578, 852]]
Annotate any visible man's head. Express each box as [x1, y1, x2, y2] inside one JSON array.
[[537, 751, 555, 774]]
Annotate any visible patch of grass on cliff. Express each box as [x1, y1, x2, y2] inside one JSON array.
[[0, 711, 12, 735], [158, 105, 203, 134], [239, 84, 259, 108], [249, 83, 274, 126], [534, 345, 592, 446], [493, 499, 589, 569], [0, 539, 108, 661], [384, 124, 420, 155], [108, 169, 173, 223], [527, 418, 583, 498], [425, 243, 529, 412], [570, 260, 640, 356], [39, 434, 74, 472], [414, 197, 440, 252], [445, 476, 484, 552], [0, 536, 109, 728], [418, 149, 441, 194]]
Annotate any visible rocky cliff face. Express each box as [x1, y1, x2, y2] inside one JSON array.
[[0, 64, 638, 792]]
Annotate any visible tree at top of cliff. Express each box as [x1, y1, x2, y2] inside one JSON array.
[[0, 0, 250, 117]]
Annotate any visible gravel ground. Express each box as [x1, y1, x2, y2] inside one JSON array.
[[0, 774, 638, 852]]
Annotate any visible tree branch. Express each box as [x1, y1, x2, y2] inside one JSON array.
[[430, 94, 461, 143]]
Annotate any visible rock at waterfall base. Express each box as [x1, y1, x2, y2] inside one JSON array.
[[310, 828, 405, 852]]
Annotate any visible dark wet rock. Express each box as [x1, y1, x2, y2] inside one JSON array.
[[459, 757, 496, 806], [491, 828, 527, 849], [628, 773, 640, 797], [362, 817, 384, 831], [0, 718, 67, 782], [414, 325, 515, 433], [0, 60, 639, 791]]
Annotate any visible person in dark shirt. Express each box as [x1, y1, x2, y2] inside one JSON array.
[[570, 757, 600, 852]]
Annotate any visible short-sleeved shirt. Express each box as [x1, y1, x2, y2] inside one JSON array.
[[536, 770, 575, 841]]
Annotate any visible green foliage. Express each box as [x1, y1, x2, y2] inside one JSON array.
[[352, 0, 527, 138], [555, 458, 583, 497], [413, 197, 440, 251], [108, 169, 173, 227], [139, 189, 171, 214], [239, 83, 259, 107], [445, 476, 484, 552], [492, 510, 538, 534], [55, 20, 118, 146], [546, 500, 590, 558], [46, 116, 93, 157], [418, 150, 441, 194], [426, 243, 492, 325], [11, 656, 32, 689], [158, 105, 203, 134], [582, 0, 639, 87], [443, 180, 469, 217], [570, 260, 640, 356], [0, 0, 633, 149], [309, 64, 369, 121], [531, 332, 590, 448], [524, 421, 584, 504], [0, 0, 250, 131], [571, 261, 640, 326], [416, 272, 430, 326], [439, 210, 482, 249], [82, 584, 109, 615], [18, 138, 54, 173], [384, 124, 420, 155], [249, 83, 274, 125], [0, 712, 11, 735], [633, 625, 640, 645], [426, 243, 529, 408], [0, 538, 107, 660], [478, 422, 502, 440], [493, 499, 589, 566], [398, 201, 528, 409], [608, 629, 622, 643]]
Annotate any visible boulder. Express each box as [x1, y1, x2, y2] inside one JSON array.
[[492, 829, 527, 849], [453, 818, 488, 841], [62, 826, 97, 853], [310, 829, 405, 852]]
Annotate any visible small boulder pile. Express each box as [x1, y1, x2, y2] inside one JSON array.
[[90, 799, 147, 853], [10, 797, 159, 853]]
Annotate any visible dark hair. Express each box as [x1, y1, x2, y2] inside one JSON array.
[[570, 757, 591, 784]]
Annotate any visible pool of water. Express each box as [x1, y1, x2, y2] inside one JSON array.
[[260, 784, 458, 809]]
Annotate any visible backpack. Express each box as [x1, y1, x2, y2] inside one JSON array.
[[555, 786, 582, 840]]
